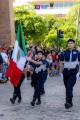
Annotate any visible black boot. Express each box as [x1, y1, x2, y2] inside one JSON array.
[[10, 98, 15, 104], [41, 85, 45, 95], [41, 91, 45, 95], [65, 98, 73, 109], [10, 94, 17, 104], [17, 97, 22, 103], [36, 97, 41, 105], [31, 98, 36, 106]]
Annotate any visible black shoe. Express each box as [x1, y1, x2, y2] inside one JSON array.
[[36, 100, 41, 105], [17, 98, 22, 103], [41, 91, 45, 95], [31, 100, 36, 106], [31, 97, 36, 106], [10, 98, 15, 104], [65, 102, 73, 109]]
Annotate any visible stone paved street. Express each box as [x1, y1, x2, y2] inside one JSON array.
[[0, 76, 80, 120]]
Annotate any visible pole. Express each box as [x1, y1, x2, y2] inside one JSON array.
[[56, 30, 59, 52], [76, 9, 80, 49]]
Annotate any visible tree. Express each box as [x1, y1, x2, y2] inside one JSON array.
[[25, 15, 48, 45], [66, 1, 80, 46], [14, 5, 48, 45], [44, 15, 58, 31], [67, 1, 80, 24]]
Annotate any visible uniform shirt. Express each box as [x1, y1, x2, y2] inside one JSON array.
[[1, 52, 8, 63], [60, 49, 80, 69], [0, 54, 3, 64], [42, 59, 49, 80], [31, 59, 46, 80]]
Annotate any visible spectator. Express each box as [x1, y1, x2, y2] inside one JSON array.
[[1, 48, 9, 80]]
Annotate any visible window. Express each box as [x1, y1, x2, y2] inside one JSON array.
[[73, 2, 76, 5], [51, 1, 76, 9], [54, 2, 63, 8], [41, 4, 50, 9], [58, 2, 63, 8], [54, 2, 59, 8], [69, 2, 73, 6], [63, 2, 76, 8], [50, 3, 54, 9], [63, 2, 69, 8]]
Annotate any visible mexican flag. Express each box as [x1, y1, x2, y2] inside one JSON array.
[[6, 22, 27, 87]]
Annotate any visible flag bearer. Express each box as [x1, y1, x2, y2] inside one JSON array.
[[60, 39, 80, 109], [10, 68, 27, 104]]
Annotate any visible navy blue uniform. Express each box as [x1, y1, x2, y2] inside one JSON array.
[[60, 49, 80, 103], [41, 59, 49, 94], [43, 59, 49, 81], [31, 59, 45, 99], [10, 73, 25, 104], [0, 54, 3, 64], [0, 54, 3, 73]]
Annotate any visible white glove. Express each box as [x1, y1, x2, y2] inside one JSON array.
[[26, 56, 31, 61], [0, 73, 2, 78], [60, 73, 63, 79], [76, 72, 80, 80], [47, 75, 49, 80], [28, 65, 30, 68], [24, 78, 28, 85]]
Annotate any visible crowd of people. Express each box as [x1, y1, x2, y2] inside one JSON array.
[[0, 43, 13, 83], [0, 43, 61, 83]]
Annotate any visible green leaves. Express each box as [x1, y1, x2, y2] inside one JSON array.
[[14, 4, 80, 48], [14, 5, 47, 45]]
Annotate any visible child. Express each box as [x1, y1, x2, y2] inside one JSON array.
[[26, 51, 46, 106]]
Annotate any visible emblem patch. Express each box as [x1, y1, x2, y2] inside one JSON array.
[[73, 51, 76, 54]]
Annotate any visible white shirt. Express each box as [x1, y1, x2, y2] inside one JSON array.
[[1, 52, 8, 63]]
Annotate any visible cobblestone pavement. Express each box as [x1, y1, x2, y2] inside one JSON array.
[[0, 76, 80, 120]]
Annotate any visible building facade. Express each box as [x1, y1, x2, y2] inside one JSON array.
[[0, 0, 15, 46], [26, 0, 77, 17]]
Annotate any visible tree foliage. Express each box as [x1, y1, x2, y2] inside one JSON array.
[[14, 5, 48, 45], [14, 3, 80, 48]]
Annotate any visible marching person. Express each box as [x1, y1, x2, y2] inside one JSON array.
[[10, 68, 27, 104], [60, 39, 80, 109], [26, 51, 46, 106]]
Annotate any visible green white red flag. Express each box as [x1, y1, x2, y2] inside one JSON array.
[[6, 22, 27, 87]]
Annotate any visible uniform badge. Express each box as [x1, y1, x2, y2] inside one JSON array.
[[73, 51, 76, 54]]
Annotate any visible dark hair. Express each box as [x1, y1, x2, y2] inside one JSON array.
[[37, 51, 43, 55], [67, 39, 75, 43], [43, 53, 47, 58]]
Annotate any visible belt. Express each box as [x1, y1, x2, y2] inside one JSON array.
[[64, 68, 77, 70]]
